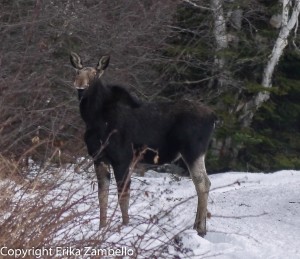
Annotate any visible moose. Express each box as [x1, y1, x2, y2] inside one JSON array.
[[70, 52, 216, 237]]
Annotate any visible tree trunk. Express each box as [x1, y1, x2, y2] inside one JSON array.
[[209, 0, 238, 163], [241, 0, 300, 127], [210, 0, 229, 88]]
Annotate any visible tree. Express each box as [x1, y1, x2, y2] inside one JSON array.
[[0, 0, 178, 170], [156, 0, 300, 171], [241, 0, 300, 127]]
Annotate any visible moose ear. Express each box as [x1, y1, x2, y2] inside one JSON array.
[[70, 52, 83, 69], [96, 55, 110, 71]]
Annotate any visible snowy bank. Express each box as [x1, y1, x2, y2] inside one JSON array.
[[1, 169, 299, 258]]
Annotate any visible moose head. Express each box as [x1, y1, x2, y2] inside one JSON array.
[[70, 52, 110, 90]]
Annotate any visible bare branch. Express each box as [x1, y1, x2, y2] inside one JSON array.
[[183, 0, 212, 11]]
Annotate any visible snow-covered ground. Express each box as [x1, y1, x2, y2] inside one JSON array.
[[126, 170, 300, 258], [1, 168, 300, 258]]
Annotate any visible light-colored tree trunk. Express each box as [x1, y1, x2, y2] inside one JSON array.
[[212, 0, 246, 158], [211, 0, 228, 66], [241, 0, 300, 127], [209, 0, 229, 89]]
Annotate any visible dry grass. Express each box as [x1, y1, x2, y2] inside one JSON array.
[[0, 154, 192, 259]]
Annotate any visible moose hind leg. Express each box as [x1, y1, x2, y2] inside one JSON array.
[[187, 154, 211, 237], [95, 162, 110, 228]]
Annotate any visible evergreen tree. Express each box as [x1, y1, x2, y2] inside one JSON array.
[[157, 0, 300, 172]]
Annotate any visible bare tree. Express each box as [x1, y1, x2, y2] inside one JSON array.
[[210, 0, 228, 82], [241, 0, 300, 127], [0, 0, 178, 171]]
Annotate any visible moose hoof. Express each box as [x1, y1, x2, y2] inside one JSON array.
[[122, 218, 129, 225], [197, 229, 207, 237], [194, 225, 207, 237], [194, 220, 207, 237]]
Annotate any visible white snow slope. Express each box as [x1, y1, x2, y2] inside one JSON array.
[[2, 169, 300, 258], [127, 170, 300, 259]]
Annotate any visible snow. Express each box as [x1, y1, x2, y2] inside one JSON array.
[[206, 170, 300, 259], [1, 168, 300, 258], [126, 170, 300, 258]]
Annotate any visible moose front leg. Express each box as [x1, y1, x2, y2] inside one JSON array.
[[189, 155, 211, 237], [116, 177, 131, 225], [113, 163, 131, 225], [94, 162, 110, 228]]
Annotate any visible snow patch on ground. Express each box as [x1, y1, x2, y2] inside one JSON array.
[[1, 169, 300, 258]]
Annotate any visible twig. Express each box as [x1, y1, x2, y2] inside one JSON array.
[[131, 177, 150, 185], [93, 129, 118, 161], [212, 212, 268, 219]]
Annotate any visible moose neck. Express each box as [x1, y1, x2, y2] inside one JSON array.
[[78, 79, 111, 126], [77, 89, 85, 100], [77, 79, 109, 103]]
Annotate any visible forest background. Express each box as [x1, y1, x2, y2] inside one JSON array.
[[1, 0, 299, 174]]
